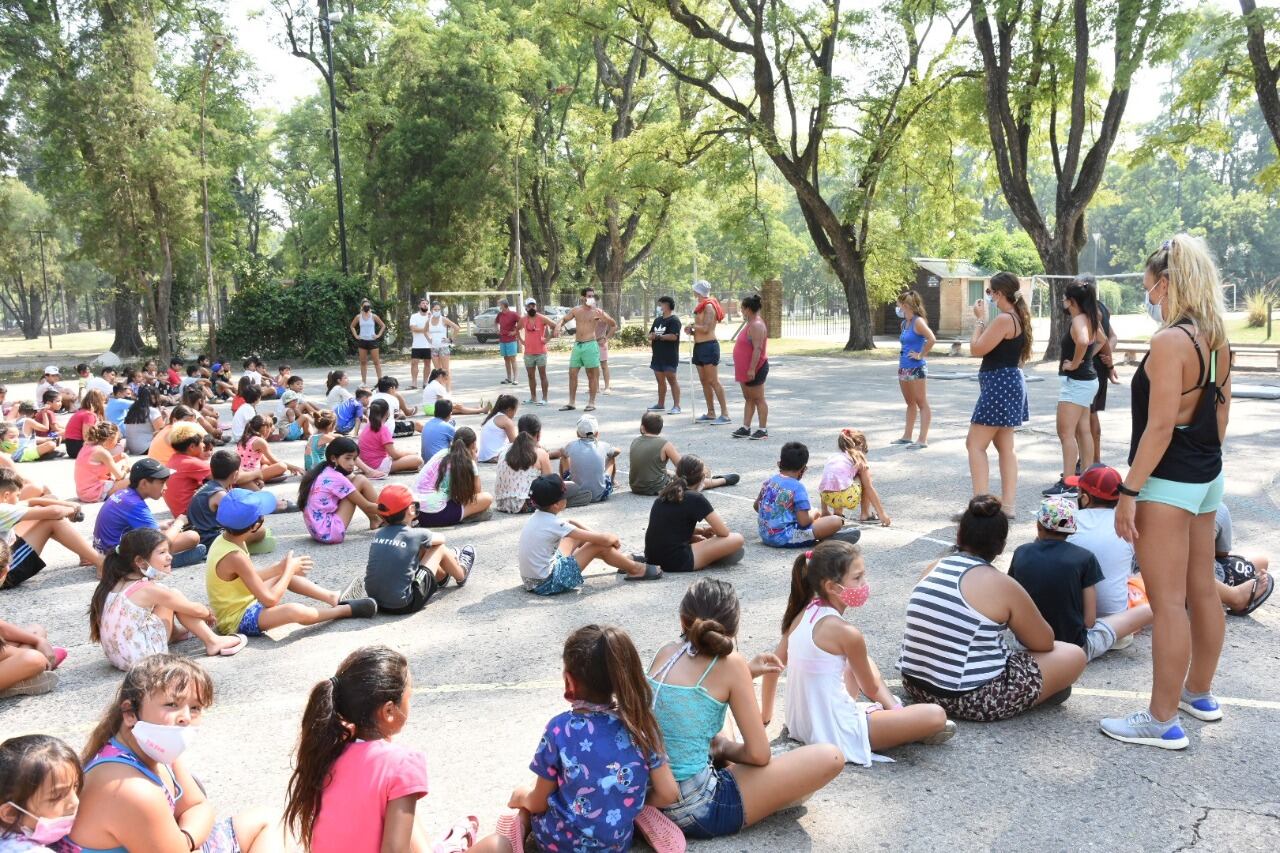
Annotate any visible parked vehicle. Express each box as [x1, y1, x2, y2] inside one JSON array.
[[472, 307, 501, 342]]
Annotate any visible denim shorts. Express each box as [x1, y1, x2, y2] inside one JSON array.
[[663, 765, 745, 839], [1058, 375, 1097, 408], [1138, 471, 1225, 516]]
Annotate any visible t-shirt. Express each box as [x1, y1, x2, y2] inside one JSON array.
[[564, 438, 613, 502], [496, 309, 520, 343], [529, 709, 663, 852], [327, 385, 354, 407], [230, 403, 257, 442], [817, 454, 859, 493], [165, 454, 211, 518], [1067, 507, 1133, 617], [93, 489, 157, 552], [1214, 504, 1232, 554], [1008, 539, 1105, 648], [0, 503, 29, 547], [409, 311, 431, 349], [309, 739, 429, 853], [359, 422, 394, 468], [187, 480, 226, 547], [105, 398, 132, 427], [756, 474, 811, 545], [650, 314, 681, 365], [335, 398, 364, 433], [422, 380, 449, 409], [365, 524, 434, 608], [522, 315, 550, 356], [420, 418, 456, 460], [86, 376, 114, 398], [166, 368, 182, 387], [519, 510, 573, 588], [65, 409, 98, 442], [179, 375, 200, 394], [628, 435, 670, 495], [645, 491, 713, 569]]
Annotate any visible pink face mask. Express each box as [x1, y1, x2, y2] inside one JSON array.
[[5, 802, 76, 844], [837, 582, 870, 608]]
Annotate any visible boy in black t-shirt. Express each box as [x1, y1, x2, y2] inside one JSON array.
[[1010, 496, 1150, 662]]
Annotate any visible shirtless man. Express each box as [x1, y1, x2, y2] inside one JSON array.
[[555, 286, 616, 412], [686, 279, 730, 424]]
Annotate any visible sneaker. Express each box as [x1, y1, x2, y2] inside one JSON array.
[[1042, 478, 1077, 497], [1179, 689, 1223, 722], [711, 415, 731, 425], [749, 429, 769, 440], [889, 438, 913, 445], [647, 404, 665, 412], [456, 545, 477, 587], [695, 414, 715, 423], [345, 597, 378, 619], [731, 427, 751, 439], [1111, 634, 1134, 651], [666, 406, 682, 415], [830, 527, 862, 545], [921, 719, 958, 745], [720, 473, 741, 486], [1100, 709, 1189, 750], [0, 670, 58, 699], [338, 574, 366, 603]]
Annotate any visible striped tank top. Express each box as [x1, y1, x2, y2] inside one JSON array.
[[898, 552, 1010, 693]]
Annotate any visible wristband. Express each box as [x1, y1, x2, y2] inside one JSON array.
[[1117, 483, 1140, 497]]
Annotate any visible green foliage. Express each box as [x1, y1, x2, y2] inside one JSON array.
[[614, 324, 649, 348], [971, 226, 1045, 276], [1246, 291, 1270, 328]]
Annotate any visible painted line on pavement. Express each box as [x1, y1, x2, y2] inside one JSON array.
[[702, 489, 955, 547]]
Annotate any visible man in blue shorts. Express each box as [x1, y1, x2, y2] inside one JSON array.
[[495, 299, 521, 386], [686, 280, 730, 424]]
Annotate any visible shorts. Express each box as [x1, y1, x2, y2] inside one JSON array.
[[433, 345, 452, 358], [1058, 375, 1097, 408], [902, 651, 1044, 722], [0, 537, 46, 588], [236, 602, 266, 637], [1137, 471, 1225, 516], [371, 456, 393, 477], [1091, 366, 1108, 412], [1215, 554, 1257, 586], [524, 353, 547, 368], [417, 501, 464, 527], [759, 524, 816, 548], [357, 339, 380, 351], [530, 553, 584, 596], [64, 439, 84, 459], [379, 567, 437, 615], [307, 513, 348, 545], [898, 365, 927, 381], [742, 361, 769, 387], [820, 483, 863, 512], [411, 347, 432, 360], [691, 340, 721, 367], [1084, 620, 1118, 662], [203, 815, 242, 853], [284, 422, 303, 441], [650, 359, 678, 374], [650, 544, 695, 573], [499, 340, 519, 357], [569, 340, 601, 369], [596, 338, 610, 360], [662, 765, 746, 839]]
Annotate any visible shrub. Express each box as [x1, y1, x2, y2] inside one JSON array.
[[614, 323, 650, 348], [1246, 291, 1271, 328]]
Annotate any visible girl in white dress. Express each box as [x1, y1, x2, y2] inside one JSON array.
[[761, 540, 956, 763]]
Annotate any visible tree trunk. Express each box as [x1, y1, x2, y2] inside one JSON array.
[[64, 286, 78, 333], [1241, 0, 1280, 156], [110, 282, 144, 356], [147, 181, 176, 364], [833, 253, 875, 350]]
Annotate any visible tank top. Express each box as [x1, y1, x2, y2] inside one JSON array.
[[305, 433, 326, 470], [784, 601, 873, 766], [628, 435, 670, 495], [733, 320, 767, 383], [478, 415, 510, 462], [1058, 321, 1098, 380], [979, 312, 1025, 371], [99, 579, 168, 670], [898, 553, 1010, 693], [75, 447, 112, 502], [72, 739, 184, 853], [357, 314, 377, 340], [238, 438, 264, 472], [899, 317, 928, 369], [205, 536, 256, 634], [1129, 320, 1227, 484], [428, 317, 450, 347], [648, 643, 727, 781]]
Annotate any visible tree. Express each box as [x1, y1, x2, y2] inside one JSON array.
[[1240, 0, 1280, 160], [0, 179, 57, 339]]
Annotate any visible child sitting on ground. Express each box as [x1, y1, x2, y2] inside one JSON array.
[[472, 624, 681, 853], [494, 415, 555, 514], [239, 415, 304, 483], [74, 422, 128, 503], [230, 382, 262, 442], [420, 399, 457, 460], [104, 384, 133, 427], [163, 424, 216, 518], [334, 387, 370, 436], [558, 415, 620, 503], [89, 527, 247, 669], [7, 407, 57, 462], [1, 468, 104, 587], [280, 375, 318, 439], [206, 489, 376, 638], [755, 441, 859, 547], [1212, 502, 1273, 617], [415, 428, 493, 526], [358, 400, 423, 476], [64, 390, 104, 459], [518, 475, 659, 595], [373, 376, 421, 425], [761, 541, 955, 765], [32, 392, 62, 444], [628, 412, 740, 496], [0, 543, 67, 699], [643, 455, 746, 574], [91, 459, 208, 568], [299, 437, 384, 544], [0, 734, 81, 847], [817, 428, 890, 526], [187, 449, 285, 555], [306, 411, 338, 470]]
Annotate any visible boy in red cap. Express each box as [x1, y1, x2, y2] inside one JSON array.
[[1066, 465, 1139, 620]]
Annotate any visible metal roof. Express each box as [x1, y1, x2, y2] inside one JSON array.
[[912, 258, 993, 279]]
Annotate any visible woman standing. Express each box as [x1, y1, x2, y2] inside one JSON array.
[[427, 301, 461, 392], [1102, 235, 1232, 750], [1045, 280, 1103, 496], [349, 300, 386, 385], [891, 290, 935, 448], [731, 294, 769, 441], [966, 272, 1032, 516]]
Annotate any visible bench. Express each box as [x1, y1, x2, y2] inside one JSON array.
[[934, 339, 965, 356], [1114, 340, 1280, 368]]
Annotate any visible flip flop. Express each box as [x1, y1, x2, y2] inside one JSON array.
[[51, 647, 68, 669], [559, 405, 576, 411], [584, 405, 597, 412], [431, 814, 479, 853], [635, 805, 686, 853], [210, 633, 249, 657], [494, 810, 525, 853], [625, 563, 664, 581], [1229, 573, 1273, 617]]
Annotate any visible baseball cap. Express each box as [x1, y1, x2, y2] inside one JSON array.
[[576, 415, 598, 438], [129, 458, 173, 487], [376, 484, 415, 518], [211, 362, 223, 372], [692, 279, 711, 297], [530, 474, 566, 510], [1066, 464, 1121, 502], [1037, 496, 1077, 534], [215, 488, 277, 530], [525, 297, 537, 306], [43, 365, 60, 376]]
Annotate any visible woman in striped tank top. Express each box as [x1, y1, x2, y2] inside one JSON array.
[[897, 495, 1086, 722]]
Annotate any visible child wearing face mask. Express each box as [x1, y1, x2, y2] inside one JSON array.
[[761, 541, 956, 765], [89, 527, 247, 670], [298, 437, 384, 544], [0, 734, 82, 852], [68, 655, 279, 853]]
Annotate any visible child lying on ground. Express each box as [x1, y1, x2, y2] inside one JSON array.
[[629, 412, 739, 496]]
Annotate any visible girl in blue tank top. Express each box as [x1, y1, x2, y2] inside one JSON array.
[[893, 291, 936, 447]]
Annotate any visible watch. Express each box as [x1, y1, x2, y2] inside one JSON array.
[[1117, 483, 1140, 497]]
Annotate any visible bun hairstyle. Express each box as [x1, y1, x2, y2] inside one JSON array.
[[741, 293, 763, 314], [836, 427, 869, 468], [314, 410, 337, 432], [85, 421, 118, 445], [988, 271, 1033, 364], [956, 494, 1008, 562], [1145, 233, 1228, 351], [680, 578, 740, 657], [782, 540, 860, 633], [82, 655, 213, 764], [898, 289, 928, 322], [658, 454, 706, 503], [562, 625, 664, 762]]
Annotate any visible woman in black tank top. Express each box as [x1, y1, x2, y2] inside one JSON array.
[[1044, 280, 1104, 496], [1100, 235, 1233, 751]]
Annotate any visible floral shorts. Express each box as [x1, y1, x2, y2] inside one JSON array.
[[898, 365, 927, 381], [903, 651, 1043, 722]]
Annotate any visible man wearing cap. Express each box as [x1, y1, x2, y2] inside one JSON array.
[[37, 366, 76, 411], [685, 280, 730, 424], [518, 298, 554, 406], [495, 299, 522, 386], [1009, 496, 1151, 663], [557, 415, 619, 503], [92, 458, 207, 567], [554, 286, 616, 412]]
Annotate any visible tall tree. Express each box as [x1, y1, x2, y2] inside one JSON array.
[[1240, 0, 1280, 159]]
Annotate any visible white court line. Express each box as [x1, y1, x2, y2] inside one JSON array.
[[707, 490, 954, 546]]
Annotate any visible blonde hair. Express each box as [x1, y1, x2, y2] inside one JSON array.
[[84, 421, 118, 445], [1145, 233, 1228, 351], [837, 428, 869, 468], [897, 290, 928, 323]]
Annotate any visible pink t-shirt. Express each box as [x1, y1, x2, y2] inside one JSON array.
[[818, 453, 860, 493], [309, 739, 429, 853], [359, 422, 394, 468]]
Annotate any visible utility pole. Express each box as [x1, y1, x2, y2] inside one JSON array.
[[200, 34, 226, 358], [319, 0, 349, 275], [1092, 232, 1102, 273], [30, 228, 53, 349]]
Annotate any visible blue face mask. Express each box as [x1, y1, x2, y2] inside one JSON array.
[[984, 293, 995, 306], [894, 306, 905, 319], [1144, 284, 1164, 324]]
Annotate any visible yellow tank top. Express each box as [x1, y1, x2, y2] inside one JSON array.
[[204, 535, 256, 635]]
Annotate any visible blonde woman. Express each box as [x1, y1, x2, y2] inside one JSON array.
[[1102, 235, 1232, 751], [966, 272, 1032, 516], [892, 290, 936, 448]]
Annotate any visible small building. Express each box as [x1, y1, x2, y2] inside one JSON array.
[[879, 258, 1028, 338]]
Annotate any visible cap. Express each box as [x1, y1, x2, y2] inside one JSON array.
[[1066, 464, 1121, 502], [692, 279, 712, 297], [215, 488, 277, 529], [129, 458, 173, 487], [576, 415, 598, 437], [1037, 496, 1077, 534], [376, 484, 415, 518], [525, 297, 537, 306], [43, 365, 60, 376], [530, 474, 566, 509], [211, 362, 222, 372]]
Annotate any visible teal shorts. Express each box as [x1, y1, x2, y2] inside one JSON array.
[[569, 340, 601, 369], [1137, 471, 1224, 515]]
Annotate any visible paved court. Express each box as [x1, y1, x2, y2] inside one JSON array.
[[2, 349, 1278, 852]]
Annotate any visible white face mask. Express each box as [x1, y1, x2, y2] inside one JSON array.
[[432, 310, 441, 319], [585, 297, 596, 307], [131, 719, 196, 764], [894, 306, 905, 319]]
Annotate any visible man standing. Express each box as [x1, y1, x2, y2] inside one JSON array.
[[648, 296, 682, 414], [408, 298, 432, 390], [519, 297, 554, 406], [685, 279, 730, 424], [495, 299, 521, 385], [555, 286, 614, 412]]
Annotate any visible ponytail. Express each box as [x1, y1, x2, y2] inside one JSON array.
[[367, 399, 389, 433], [658, 454, 706, 503], [482, 394, 517, 426], [325, 370, 345, 394], [836, 428, 868, 469], [989, 271, 1032, 364], [239, 415, 267, 448], [82, 655, 213, 765], [88, 528, 167, 642], [780, 541, 860, 634], [505, 415, 541, 472], [443, 427, 478, 505], [562, 625, 665, 762]]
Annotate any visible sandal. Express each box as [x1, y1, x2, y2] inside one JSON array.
[[209, 633, 249, 657], [1228, 573, 1273, 617], [431, 814, 479, 853], [634, 805, 686, 853], [625, 563, 664, 581], [494, 810, 525, 853], [559, 405, 576, 411], [584, 405, 596, 412]]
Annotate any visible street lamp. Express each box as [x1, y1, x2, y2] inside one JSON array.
[[199, 33, 227, 358], [1092, 232, 1102, 273], [319, 0, 349, 275]]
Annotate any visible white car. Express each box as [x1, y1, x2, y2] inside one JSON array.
[[471, 307, 501, 343]]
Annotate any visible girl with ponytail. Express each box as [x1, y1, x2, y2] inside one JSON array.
[[358, 399, 423, 477], [967, 271, 1032, 515], [817, 428, 890, 525], [472, 625, 681, 853], [413, 427, 493, 526], [74, 421, 127, 502], [760, 541, 954, 766], [493, 414, 553, 514], [643, 455, 745, 573], [644, 578, 843, 840]]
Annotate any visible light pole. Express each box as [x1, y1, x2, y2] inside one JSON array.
[[1092, 232, 1102, 273], [29, 229, 53, 349], [319, 0, 349, 275], [199, 33, 226, 358]]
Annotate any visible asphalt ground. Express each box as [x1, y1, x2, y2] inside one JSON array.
[[1, 349, 1278, 852]]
